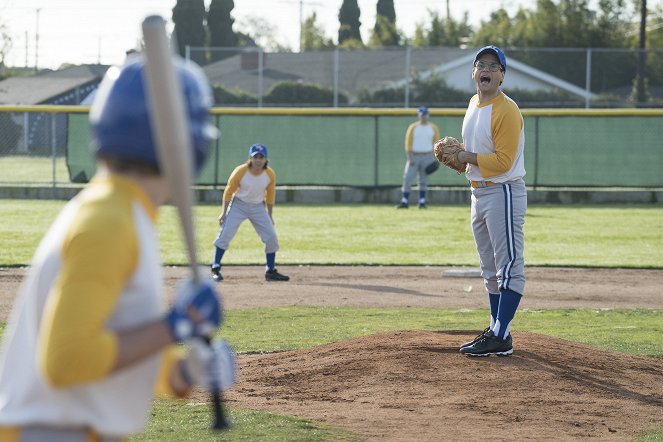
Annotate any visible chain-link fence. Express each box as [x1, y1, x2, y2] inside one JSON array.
[[188, 46, 663, 109], [2, 107, 662, 189], [0, 108, 75, 186]]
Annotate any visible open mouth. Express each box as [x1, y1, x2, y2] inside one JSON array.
[[480, 74, 491, 86]]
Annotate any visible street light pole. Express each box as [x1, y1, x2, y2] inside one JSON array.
[[35, 8, 41, 71]]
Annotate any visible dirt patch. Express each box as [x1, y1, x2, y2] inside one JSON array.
[[2, 266, 662, 441]]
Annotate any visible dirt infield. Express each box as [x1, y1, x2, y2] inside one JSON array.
[[2, 266, 663, 441]]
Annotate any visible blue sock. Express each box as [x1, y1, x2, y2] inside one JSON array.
[[418, 190, 426, 203], [402, 192, 410, 204], [488, 293, 500, 328], [212, 247, 225, 268], [493, 289, 522, 339], [266, 252, 276, 271]]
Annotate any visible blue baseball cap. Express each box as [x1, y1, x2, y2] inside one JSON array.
[[417, 106, 429, 115], [249, 143, 268, 158], [474, 45, 507, 72]]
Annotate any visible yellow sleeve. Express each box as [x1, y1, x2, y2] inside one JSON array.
[[476, 98, 523, 177], [404, 123, 416, 152], [153, 345, 185, 397], [431, 123, 440, 143], [265, 167, 276, 205], [39, 197, 138, 388], [223, 164, 248, 202]]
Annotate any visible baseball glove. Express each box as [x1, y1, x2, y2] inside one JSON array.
[[433, 136, 466, 174], [424, 160, 439, 175]]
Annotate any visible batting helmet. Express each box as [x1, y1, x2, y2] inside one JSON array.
[[90, 56, 216, 174]]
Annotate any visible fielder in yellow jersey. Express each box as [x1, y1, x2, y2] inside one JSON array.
[[397, 106, 440, 209], [455, 46, 527, 357], [0, 56, 235, 441], [210, 143, 289, 282]]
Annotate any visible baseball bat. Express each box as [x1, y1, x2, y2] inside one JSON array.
[[141, 15, 229, 431]]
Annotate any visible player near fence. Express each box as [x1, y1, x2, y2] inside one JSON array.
[[435, 45, 527, 356], [396, 106, 440, 209], [211, 143, 289, 282], [0, 57, 235, 440]]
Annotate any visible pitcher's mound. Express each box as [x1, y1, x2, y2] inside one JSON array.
[[221, 330, 663, 441]]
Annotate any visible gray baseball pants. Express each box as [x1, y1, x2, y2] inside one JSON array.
[[470, 179, 527, 296], [402, 153, 436, 193], [214, 197, 279, 253]]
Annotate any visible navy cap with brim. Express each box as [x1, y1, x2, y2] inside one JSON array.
[[474, 45, 507, 72]]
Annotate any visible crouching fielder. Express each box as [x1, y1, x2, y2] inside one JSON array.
[[0, 56, 235, 440], [211, 143, 289, 282]]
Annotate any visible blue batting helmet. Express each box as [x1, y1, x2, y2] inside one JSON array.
[[90, 56, 216, 174]]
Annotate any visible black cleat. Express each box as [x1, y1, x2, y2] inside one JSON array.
[[211, 266, 223, 282], [460, 327, 491, 349], [460, 330, 513, 357], [418, 203, 427, 209], [265, 268, 290, 281], [395, 202, 409, 209]]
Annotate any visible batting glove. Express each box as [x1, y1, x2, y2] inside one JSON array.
[[164, 279, 222, 343], [181, 339, 236, 391]]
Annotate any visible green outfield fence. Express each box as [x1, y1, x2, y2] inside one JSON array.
[[1, 106, 662, 188]]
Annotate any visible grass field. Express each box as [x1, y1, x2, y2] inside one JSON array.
[[1, 201, 662, 267], [0, 155, 70, 184], [0, 200, 661, 441]]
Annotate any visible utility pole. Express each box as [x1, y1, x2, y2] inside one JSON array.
[[299, 0, 303, 52], [35, 8, 41, 71], [446, 0, 450, 20]]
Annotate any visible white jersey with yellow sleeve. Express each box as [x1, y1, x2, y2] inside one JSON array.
[[405, 122, 440, 153], [462, 91, 525, 182], [223, 164, 276, 205], [0, 174, 179, 439]]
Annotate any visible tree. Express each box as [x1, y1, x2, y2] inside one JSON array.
[[0, 22, 12, 68], [370, 0, 400, 47], [301, 12, 335, 50], [172, 0, 207, 64], [207, 0, 238, 61], [237, 15, 290, 51], [338, 0, 363, 46], [411, 10, 472, 47], [471, 0, 640, 98]]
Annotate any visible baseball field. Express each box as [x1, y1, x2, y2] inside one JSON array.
[[0, 202, 662, 441]]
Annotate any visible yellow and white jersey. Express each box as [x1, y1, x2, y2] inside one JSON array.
[[405, 122, 440, 153], [0, 174, 178, 438], [223, 164, 276, 205], [462, 92, 526, 182]]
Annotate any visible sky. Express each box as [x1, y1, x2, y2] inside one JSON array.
[[1, 0, 659, 70]]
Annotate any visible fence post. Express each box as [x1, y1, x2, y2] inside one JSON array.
[[404, 46, 411, 108], [585, 48, 592, 109], [258, 48, 264, 108], [214, 114, 220, 189], [374, 115, 379, 187], [51, 113, 56, 189], [533, 116, 540, 189], [333, 48, 340, 108]]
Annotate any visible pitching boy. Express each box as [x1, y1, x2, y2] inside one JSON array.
[[0, 56, 235, 440], [456, 46, 527, 356]]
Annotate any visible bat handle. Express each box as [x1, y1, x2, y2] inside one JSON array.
[[204, 337, 231, 430]]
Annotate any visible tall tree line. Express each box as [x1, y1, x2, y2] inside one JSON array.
[[171, 0, 659, 53]]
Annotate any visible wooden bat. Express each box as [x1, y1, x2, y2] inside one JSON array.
[[141, 15, 229, 431]]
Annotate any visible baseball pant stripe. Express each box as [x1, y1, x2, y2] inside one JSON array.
[[500, 184, 516, 290]]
